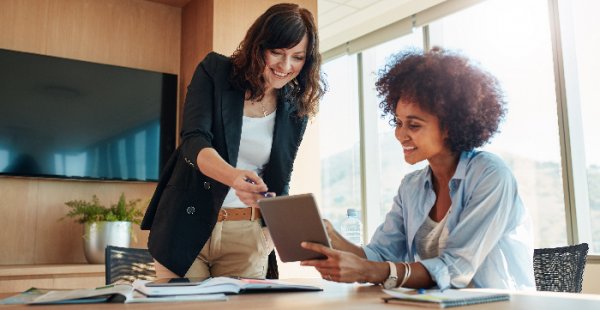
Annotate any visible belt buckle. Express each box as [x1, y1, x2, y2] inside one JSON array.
[[250, 207, 255, 221], [221, 209, 228, 221]]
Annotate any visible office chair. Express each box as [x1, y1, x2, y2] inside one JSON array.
[[533, 243, 588, 293], [105, 245, 156, 285]]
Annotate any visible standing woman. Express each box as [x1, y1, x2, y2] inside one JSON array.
[[141, 3, 325, 280]]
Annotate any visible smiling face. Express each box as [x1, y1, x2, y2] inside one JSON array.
[[394, 100, 451, 165], [262, 34, 308, 91]]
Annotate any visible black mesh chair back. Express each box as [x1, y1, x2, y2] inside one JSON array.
[[533, 243, 588, 293], [105, 246, 156, 285]]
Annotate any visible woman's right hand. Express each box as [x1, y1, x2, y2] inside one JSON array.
[[231, 170, 274, 209]]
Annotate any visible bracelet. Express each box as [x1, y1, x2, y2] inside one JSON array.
[[398, 262, 412, 287]]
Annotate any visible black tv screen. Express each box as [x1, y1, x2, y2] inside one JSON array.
[[0, 48, 176, 181]]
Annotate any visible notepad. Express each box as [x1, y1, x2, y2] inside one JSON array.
[[382, 287, 510, 308]]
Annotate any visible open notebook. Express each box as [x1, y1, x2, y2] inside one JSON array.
[[382, 287, 510, 308], [0, 285, 226, 305], [134, 277, 322, 296]]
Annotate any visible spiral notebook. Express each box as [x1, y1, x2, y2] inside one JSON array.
[[382, 288, 510, 308]]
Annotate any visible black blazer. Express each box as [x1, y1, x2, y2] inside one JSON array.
[[141, 52, 308, 277]]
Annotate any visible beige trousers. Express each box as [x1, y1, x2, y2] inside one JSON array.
[[154, 219, 274, 280]]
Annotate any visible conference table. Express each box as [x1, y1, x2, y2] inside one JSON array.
[[1, 278, 600, 309]]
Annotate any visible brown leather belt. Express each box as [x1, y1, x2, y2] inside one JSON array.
[[217, 207, 262, 222]]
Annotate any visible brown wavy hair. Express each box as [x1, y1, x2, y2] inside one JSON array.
[[375, 47, 506, 153], [230, 3, 326, 118]]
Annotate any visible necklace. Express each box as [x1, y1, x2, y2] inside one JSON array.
[[258, 100, 267, 117], [249, 99, 268, 117]]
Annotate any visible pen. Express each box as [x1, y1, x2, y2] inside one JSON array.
[[95, 284, 115, 290], [244, 178, 273, 198]]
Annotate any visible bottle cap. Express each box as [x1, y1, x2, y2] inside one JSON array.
[[347, 208, 358, 217]]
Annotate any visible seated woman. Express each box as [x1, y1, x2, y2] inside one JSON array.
[[301, 47, 535, 290]]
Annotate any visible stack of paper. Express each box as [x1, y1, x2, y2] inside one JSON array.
[[382, 287, 510, 308]]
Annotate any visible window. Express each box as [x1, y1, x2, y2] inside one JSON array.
[[428, 0, 566, 248], [558, 0, 600, 251], [361, 30, 426, 236], [319, 54, 362, 231]]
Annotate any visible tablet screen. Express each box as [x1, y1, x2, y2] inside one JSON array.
[[258, 193, 331, 262]]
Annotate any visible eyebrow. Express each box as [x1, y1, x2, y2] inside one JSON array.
[[395, 115, 427, 122]]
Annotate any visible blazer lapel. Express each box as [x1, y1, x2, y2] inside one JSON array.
[[271, 98, 295, 156], [221, 89, 244, 166]]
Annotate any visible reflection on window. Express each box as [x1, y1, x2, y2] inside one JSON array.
[[135, 131, 147, 180], [54, 153, 64, 175], [319, 54, 362, 231], [65, 152, 87, 177], [0, 149, 8, 171], [429, 0, 566, 247]]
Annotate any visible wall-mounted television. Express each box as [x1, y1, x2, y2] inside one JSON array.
[[0, 48, 177, 182]]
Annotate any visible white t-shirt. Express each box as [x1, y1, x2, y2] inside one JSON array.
[[415, 212, 450, 260], [221, 110, 276, 208]]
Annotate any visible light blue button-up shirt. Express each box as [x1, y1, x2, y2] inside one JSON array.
[[364, 150, 535, 290]]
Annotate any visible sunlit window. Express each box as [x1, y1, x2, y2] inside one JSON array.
[[426, 0, 566, 248], [319, 55, 361, 230], [564, 0, 600, 252], [361, 30, 426, 224]]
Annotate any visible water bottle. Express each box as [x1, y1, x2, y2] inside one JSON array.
[[341, 208, 363, 245]]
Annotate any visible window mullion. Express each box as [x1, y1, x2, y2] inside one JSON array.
[[357, 52, 383, 241], [547, 0, 592, 245]]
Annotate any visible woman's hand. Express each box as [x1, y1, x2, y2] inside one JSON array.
[[231, 170, 275, 208], [322, 219, 367, 258], [300, 242, 384, 283]]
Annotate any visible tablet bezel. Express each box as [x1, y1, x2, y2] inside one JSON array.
[[258, 193, 331, 262]]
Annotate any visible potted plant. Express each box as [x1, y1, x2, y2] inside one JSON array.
[[63, 193, 144, 264]]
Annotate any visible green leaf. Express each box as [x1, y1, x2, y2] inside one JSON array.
[[62, 193, 144, 225]]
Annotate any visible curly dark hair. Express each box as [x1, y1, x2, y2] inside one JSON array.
[[375, 47, 506, 153], [230, 3, 326, 118]]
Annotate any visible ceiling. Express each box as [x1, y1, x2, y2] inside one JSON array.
[[146, 0, 445, 52]]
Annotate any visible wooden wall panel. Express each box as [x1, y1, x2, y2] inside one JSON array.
[[212, 0, 316, 56], [0, 179, 38, 264], [0, 0, 50, 54], [179, 0, 213, 136], [0, 0, 180, 265], [33, 180, 156, 264], [0, 0, 180, 74]]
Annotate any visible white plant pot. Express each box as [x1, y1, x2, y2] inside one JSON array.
[[83, 221, 131, 264]]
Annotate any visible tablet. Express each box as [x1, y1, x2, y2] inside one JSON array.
[[258, 193, 331, 262], [145, 277, 206, 287]]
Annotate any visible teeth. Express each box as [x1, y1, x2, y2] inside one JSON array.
[[403, 146, 415, 151], [272, 69, 289, 77]]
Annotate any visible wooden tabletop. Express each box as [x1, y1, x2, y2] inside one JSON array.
[[2, 278, 600, 309]]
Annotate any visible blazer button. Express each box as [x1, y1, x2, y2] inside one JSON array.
[[203, 182, 211, 190], [186, 206, 195, 215]]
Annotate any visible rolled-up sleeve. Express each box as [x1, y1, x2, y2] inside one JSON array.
[[364, 192, 408, 262], [180, 53, 218, 163]]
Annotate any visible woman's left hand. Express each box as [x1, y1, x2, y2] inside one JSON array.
[[300, 241, 378, 283]]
